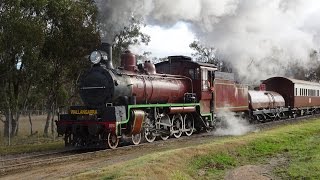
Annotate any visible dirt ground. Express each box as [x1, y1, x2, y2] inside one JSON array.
[[225, 154, 289, 180]]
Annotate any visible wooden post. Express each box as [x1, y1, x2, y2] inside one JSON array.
[[8, 108, 11, 146]]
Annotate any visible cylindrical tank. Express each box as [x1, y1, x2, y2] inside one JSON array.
[[248, 90, 285, 110], [121, 50, 136, 72]]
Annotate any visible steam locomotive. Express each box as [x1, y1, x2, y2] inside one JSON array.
[[56, 43, 320, 149]]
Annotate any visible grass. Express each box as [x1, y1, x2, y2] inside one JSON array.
[[0, 141, 64, 155], [72, 118, 320, 180], [0, 115, 64, 155]]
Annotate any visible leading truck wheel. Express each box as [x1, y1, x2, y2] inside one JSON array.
[[107, 133, 119, 149]]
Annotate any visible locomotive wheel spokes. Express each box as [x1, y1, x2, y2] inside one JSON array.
[[107, 133, 119, 149], [131, 133, 142, 145], [172, 114, 183, 138], [184, 114, 194, 136], [144, 128, 156, 143], [159, 114, 170, 141]]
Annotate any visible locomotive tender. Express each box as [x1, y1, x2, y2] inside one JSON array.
[[56, 43, 320, 149]]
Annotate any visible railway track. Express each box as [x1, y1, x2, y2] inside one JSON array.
[[0, 142, 149, 176], [0, 115, 317, 176]]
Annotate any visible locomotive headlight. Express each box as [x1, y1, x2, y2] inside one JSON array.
[[90, 51, 102, 64], [89, 51, 108, 64]]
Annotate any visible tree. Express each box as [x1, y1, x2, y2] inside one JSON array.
[[111, 17, 150, 66], [40, 0, 100, 137], [0, 0, 100, 138], [285, 50, 320, 81], [189, 40, 217, 64], [0, 0, 47, 137], [189, 40, 232, 72]]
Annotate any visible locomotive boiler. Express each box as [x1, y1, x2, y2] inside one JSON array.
[[79, 49, 193, 109]]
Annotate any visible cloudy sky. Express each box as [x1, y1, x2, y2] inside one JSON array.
[[96, 0, 320, 82]]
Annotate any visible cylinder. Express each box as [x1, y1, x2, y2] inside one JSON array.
[[130, 110, 145, 134]]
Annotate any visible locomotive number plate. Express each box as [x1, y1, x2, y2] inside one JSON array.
[[70, 109, 97, 115]]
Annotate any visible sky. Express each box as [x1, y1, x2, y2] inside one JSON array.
[[131, 22, 196, 57]]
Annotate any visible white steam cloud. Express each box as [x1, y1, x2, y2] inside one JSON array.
[[95, 0, 320, 82], [214, 111, 254, 136]]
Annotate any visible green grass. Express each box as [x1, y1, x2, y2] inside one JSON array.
[[0, 132, 64, 155], [71, 118, 320, 180], [190, 120, 320, 179], [192, 153, 237, 177], [0, 142, 64, 155]]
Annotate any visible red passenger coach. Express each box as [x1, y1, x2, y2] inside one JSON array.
[[263, 77, 320, 110]]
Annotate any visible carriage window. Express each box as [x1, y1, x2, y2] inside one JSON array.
[[295, 88, 297, 96]]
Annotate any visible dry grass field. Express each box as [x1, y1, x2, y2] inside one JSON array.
[[0, 114, 64, 154], [0, 115, 48, 136]]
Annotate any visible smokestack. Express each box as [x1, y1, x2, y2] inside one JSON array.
[[100, 42, 114, 69]]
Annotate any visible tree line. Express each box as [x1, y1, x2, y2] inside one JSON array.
[[0, 0, 150, 138]]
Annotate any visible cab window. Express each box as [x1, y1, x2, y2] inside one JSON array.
[[201, 68, 208, 90]]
